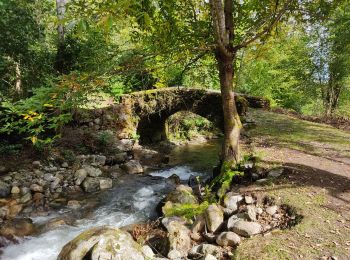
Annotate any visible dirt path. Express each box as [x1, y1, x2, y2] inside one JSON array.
[[234, 110, 350, 259]]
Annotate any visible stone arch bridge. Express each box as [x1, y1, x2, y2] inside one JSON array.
[[119, 87, 269, 143]]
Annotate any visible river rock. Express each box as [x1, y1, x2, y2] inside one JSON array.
[[109, 153, 128, 164], [205, 204, 224, 233], [11, 186, 20, 194], [141, 245, 154, 259], [30, 184, 43, 193], [162, 217, 191, 258], [84, 165, 102, 177], [121, 160, 143, 174], [67, 200, 81, 209], [230, 220, 262, 237], [246, 205, 257, 221], [216, 232, 241, 246], [165, 185, 198, 205], [0, 218, 36, 237], [8, 204, 23, 218], [58, 226, 148, 260], [74, 168, 87, 185], [115, 139, 134, 152], [191, 214, 206, 241], [223, 193, 243, 212], [82, 177, 100, 193], [245, 195, 254, 204], [19, 192, 32, 203], [99, 178, 113, 190], [32, 161, 41, 168], [0, 181, 11, 197], [266, 205, 278, 215], [0, 206, 9, 219]]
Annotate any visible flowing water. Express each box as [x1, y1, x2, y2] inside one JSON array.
[[1, 140, 220, 260]]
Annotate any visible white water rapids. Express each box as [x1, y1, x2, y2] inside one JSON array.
[[1, 166, 205, 260]]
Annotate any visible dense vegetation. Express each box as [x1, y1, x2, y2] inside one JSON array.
[[0, 0, 349, 156]]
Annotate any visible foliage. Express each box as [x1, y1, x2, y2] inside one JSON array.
[[163, 201, 209, 220], [0, 72, 105, 147]]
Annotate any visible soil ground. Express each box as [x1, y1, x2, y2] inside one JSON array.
[[234, 109, 350, 259]]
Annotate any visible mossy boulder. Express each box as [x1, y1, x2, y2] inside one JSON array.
[[58, 226, 149, 260]]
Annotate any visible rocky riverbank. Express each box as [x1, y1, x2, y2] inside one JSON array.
[[0, 137, 170, 238]]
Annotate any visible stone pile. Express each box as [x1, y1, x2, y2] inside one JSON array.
[[0, 139, 146, 225]]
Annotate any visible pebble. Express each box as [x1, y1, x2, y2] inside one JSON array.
[[11, 186, 20, 194]]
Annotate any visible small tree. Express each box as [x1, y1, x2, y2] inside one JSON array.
[[133, 0, 296, 167]]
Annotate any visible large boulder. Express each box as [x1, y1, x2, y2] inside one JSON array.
[[205, 204, 224, 233], [121, 160, 143, 174], [216, 232, 241, 246], [74, 169, 87, 185], [229, 220, 262, 237], [0, 218, 36, 237], [82, 177, 100, 193], [165, 185, 198, 205], [58, 226, 149, 260], [162, 217, 192, 258]]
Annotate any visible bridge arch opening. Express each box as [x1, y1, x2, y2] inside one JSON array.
[[136, 111, 222, 144]]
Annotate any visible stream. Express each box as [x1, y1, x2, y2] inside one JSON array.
[[1, 140, 221, 260]]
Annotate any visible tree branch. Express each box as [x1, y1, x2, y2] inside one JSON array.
[[234, 0, 293, 51]]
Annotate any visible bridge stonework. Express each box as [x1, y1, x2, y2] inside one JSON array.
[[120, 87, 269, 143]]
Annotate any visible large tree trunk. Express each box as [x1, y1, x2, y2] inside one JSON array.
[[216, 50, 242, 165]]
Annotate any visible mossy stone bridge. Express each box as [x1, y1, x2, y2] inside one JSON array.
[[120, 87, 269, 143]]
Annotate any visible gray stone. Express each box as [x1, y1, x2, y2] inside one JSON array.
[[246, 205, 257, 221], [205, 204, 224, 233], [50, 178, 61, 190], [227, 215, 240, 230], [256, 178, 268, 184], [20, 186, 30, 195], [74, 169, 87, 185], [99, 178, 113, 190], [266, 205, 278, 215], [84, 165, 103, 177], [116, 139, 134, 152], [203, 254, 218, 260], [168, 250, 182, 259], [32, 161, 41, 168], [82, 177, 100, 193], [61, 162, 69, 168], [121, 160, 143, 174], [67, 200, 81, 209], [113, 152, 128, 163], [20, 193, 32, 204], [58, 227, 148, 260], [268, 168, 283, 178], [216, 231, 241, 246], [162, 217, 191, 258], [0, 181, 11, 197], [43, 173, 54, 182], [230, 220, 262, 237], [30, 184, 43, 193], [200, 244, 221, 257], [244, 195, 254, 204], [223, 193, 243, 212]]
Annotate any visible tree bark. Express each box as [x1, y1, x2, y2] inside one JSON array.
[[216, 50, 241, 164], [55, 0, 66, 73], [15, 61, 22, 96]]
